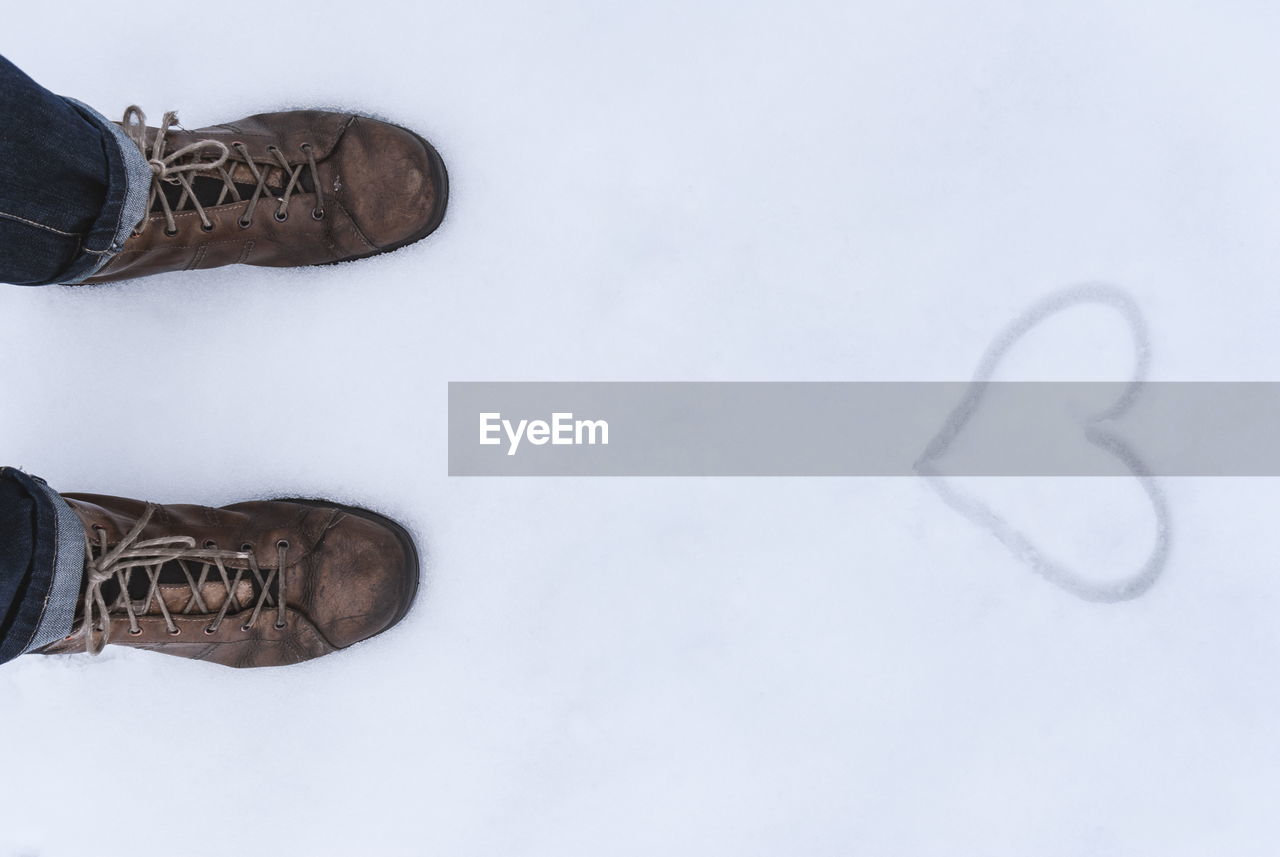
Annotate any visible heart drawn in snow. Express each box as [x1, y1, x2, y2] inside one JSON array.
[[914, 283, 1170, 603]]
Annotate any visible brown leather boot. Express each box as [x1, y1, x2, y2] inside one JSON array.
[[80, 106, 448, 284], [35, 493, 419, 668]]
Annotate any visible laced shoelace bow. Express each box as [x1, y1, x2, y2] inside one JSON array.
[[75, 503, 291, 655], [121, 106, 326, 237]]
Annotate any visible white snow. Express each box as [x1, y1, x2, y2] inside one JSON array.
[[3, 1, 1280, 854]]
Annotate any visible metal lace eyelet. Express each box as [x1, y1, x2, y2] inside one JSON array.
[[240, 623, 252, 633], [167, 627, 181, 636], [204, 539, 217, 549], [241, 543, 254, 552], [276, 539, 290, 549], [203, 626, 217, 635], [311, 208, 325, 220], [200, 222, 215, 233], [128, 628, 143, 636], [164, 227, 178, 237], [274, 621, 287, 630], [238, 217, 252, 229], [300, 142, 312, 151], [274, 210, 288, 222]]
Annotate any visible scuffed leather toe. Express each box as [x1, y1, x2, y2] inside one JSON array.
[[298, 505, 419, 649], [330, 116, 448, 252]]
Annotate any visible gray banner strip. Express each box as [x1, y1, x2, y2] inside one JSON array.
[[448, 382, 1280, 476]]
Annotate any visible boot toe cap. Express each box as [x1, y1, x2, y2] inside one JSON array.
[[332, 117, 448, 251], [304, 505, 420, 650]]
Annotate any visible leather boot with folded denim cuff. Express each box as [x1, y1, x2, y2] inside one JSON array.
[[79, 106, 448, 284], [35, 492, 419, 668]]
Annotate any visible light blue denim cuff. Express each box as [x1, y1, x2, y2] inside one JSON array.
[[22, 481, 86, 652], [60, 99, 152, 284]]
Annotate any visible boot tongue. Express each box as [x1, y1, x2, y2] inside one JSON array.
[[107, 560, 259, 617], [151, 162, 294, 214], [224, 162, 287, 190], [147, 580, 256, 615]]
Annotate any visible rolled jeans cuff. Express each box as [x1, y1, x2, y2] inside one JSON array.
[[56, 99, 151, 284], [0, 468, 85, 662], [21, 478, 85, 653]]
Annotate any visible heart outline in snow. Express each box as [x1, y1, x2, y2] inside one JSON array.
[[915, 283, 1171, 603]]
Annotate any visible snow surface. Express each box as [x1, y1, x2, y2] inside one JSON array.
[[4, 1, 1280, 854]]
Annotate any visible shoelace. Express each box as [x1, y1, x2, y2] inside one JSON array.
[[74, 503, 290, 655], [121, 106, 326, 237]]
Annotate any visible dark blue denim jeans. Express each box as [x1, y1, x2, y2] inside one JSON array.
[[0, 54, 141, 285], [0, 468, 83, 664], [0, 54, 137, 664]]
